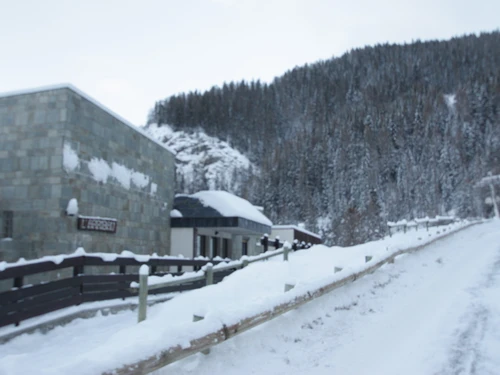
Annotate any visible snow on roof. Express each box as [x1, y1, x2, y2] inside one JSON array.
[[182, 190, 272, 227], [0, 84, 174, 155], [272, 225, 322, 239]]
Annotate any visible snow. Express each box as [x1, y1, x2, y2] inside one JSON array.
[[0, 248, 192, 272], [83, 154, 156, 193], [0, 220, 489, 375], [170, 209, 183, 218], [184, 190, 272, 226], [139, 265, 149, 276], [161, 220, 500, 375], [477, 172, 500, 187], [444, 93, 456, 110], [65, 199, 78, 216], [78, 215, 117, 222], [62, 143, 79, 172], [111, 162, 131, 189], [131, 171, 150, 189], [146, 123, 257, 192], [87, 157, 111, 183]]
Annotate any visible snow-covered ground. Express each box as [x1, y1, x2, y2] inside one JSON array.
[[1, 220, 499, 375], [162, 221, 500, 375]]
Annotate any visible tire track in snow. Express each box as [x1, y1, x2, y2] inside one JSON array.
[[437, 254, 500, 375]]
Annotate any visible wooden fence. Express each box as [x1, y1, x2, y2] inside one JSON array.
[[0, 255, 229, 328]]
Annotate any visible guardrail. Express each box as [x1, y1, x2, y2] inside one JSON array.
[[387, 216, 457, 235], [106, 220, 478, 375], [132, 245, 292, 323]]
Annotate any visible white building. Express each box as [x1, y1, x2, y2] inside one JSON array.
[[270, 225, 322, 248], [170, 191, 272, 260]]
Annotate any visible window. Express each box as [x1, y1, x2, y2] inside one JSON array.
[[211, 237, 218, 258], [222, 238, 229, 259], [3, 211, 13, 238], [242, 238, 248, 256], [196, 235, 207, 257]]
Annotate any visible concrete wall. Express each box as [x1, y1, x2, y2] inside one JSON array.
[[171, 228, 194, 258], [0, 87, 175, 261]]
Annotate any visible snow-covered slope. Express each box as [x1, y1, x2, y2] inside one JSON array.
[[145, 124, 257, 193]]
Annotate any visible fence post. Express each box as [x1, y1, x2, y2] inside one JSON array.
[[138, 265, 149, 323], [283, 243, 291, 261], [205, 263, 213, 286], [73, 260, 84, 305], [193, 315, 210, 355], [284, 283, 295, 292]]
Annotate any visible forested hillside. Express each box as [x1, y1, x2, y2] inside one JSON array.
[[149, 31, 500, 246]]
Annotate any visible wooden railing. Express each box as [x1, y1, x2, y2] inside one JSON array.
[[0, 254, 228, 328]]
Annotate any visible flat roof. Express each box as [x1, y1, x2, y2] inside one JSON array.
[[171, 216, 270, 235], [0, 84, 174, 155], [175, 191, 272, 227]]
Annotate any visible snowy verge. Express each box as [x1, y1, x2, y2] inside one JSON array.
[[0, 294, 175, 344], [106, 220, 479, 375]]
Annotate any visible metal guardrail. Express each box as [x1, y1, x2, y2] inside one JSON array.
[[387, 216, 457, 235], [106, 221, 478, 375], [133, 245, 292, 323]]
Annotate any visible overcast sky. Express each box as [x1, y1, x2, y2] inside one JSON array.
[[1, 0, 498, 126]]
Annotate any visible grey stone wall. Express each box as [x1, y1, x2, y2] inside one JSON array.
[[0, 87, 175, 262]]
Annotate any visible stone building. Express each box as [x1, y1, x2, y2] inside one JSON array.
[[0, 85, 175, 262]]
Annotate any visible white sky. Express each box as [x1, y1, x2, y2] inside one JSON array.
[[1, 0, 498, 126]]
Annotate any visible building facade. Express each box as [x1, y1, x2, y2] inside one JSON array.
[[270, 225, 322, 247], [0, 85, 175, 261], [171, 191, 272, 260]]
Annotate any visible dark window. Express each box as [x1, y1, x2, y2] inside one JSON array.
[[242, 238, 248, 256], [222, 238, 229, 258], [3, 211, 13, 238], [197, 235, 207, 257], [211, 237, 218, 258]]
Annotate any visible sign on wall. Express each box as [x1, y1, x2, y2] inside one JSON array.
[[77, 216, 117, 233]]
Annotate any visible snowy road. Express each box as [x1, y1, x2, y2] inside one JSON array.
[[161, 222, 500, 375]]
